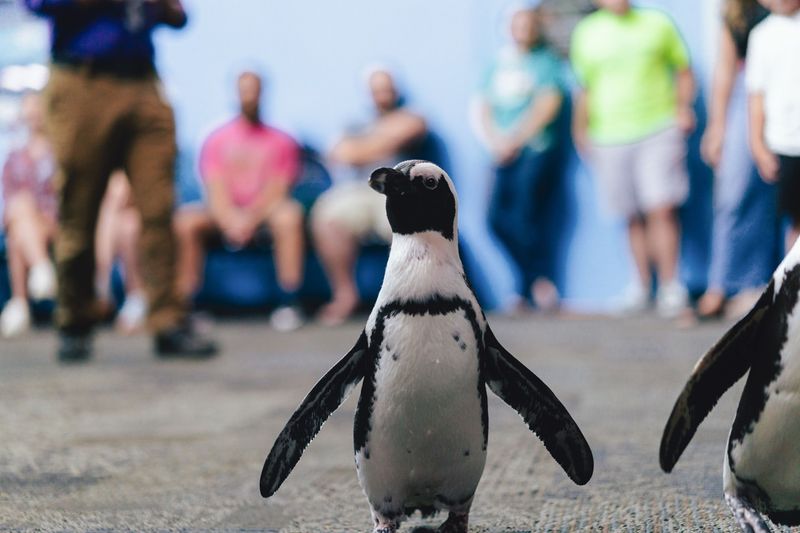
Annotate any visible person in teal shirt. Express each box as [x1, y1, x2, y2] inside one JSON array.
[[476, 3, 565, 313], [571, 0, 696, 318]]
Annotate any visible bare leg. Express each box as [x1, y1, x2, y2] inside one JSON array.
[[697, 289, 726, 318], [646, 205, 681, 285], [725, 492, 772, 533], [627, 215, 651, 287], [5, 192, 51, 267], [266, 199, 304, 293], [312, 217, 359, 325], [173, 208, 214, 301], [5, 231, 28, 300], [95, 184, 121, 303], [117, 207, 144, 295]]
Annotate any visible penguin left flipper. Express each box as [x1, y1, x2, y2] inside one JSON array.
[[659, 285, 775, 473], [483, 326, 594, 485], [260, 331, 369, 498]]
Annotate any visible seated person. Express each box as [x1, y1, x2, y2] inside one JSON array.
[[311, 67, 427, 325], [95, 171, 148, 334], [174, 71, 305, 331], [1, 93, 57, 338]]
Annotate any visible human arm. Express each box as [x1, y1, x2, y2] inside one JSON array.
[[675, 68, 696, 134], [474, 97, 519, 165], [701, 27, 738, 168], [662, 14, 696, 134], [507, 89, 562, 151], [1, 155, 17, 208], [748, 93, 778, 182], [205, 179, 255, 247], [569, 25, 593, 158], [199, 133, 255, 246], [572, 88, 590, 158], [244, 180, 292, 227], [242, 135, 299, 224], [329, 112, 426, 167], [745, 26, 777, 182]]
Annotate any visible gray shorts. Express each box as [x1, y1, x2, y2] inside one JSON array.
[[310, 181, 392, 243], [590, 126, 689, 218]]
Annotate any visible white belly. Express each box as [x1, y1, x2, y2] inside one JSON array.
[[730, 391, 800, 509], [357, 310, 486, 512], [729, 314, 800, 511]]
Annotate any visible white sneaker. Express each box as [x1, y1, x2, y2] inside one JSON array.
[[657, 280, 689, 319], [27, 261, 57, 301], [270, 305, 304, 332], [1, 298, 31, 338], [614, 281, 650, 315], [116, 292, 148, 334]]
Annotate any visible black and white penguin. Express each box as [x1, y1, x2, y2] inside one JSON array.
[[260, 160, 593, 533], [660, 242, 800, 532]]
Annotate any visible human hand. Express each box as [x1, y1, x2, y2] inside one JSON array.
[[676, 106, 696, 135], [753, 145, 779, 183], [222, 211, 255, 247], [492, 137, 522, 166], [700, 123, 724, 169]]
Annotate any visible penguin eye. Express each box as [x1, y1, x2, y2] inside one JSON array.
[[423, 176, 438, 190]]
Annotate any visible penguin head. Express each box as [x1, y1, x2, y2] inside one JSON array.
[[369, 160, 457, 240]]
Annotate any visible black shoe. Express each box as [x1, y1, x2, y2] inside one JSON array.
[[58, 332, 92, 363], [155, 320, 218, 359]]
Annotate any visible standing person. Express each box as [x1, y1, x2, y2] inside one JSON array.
[[696, 0, 778, 320], [173, 71, 306, 332], [0, 93, 57, 338], [476, 3, 564, 313], [25, 0, 217, 361], [747, 0, 800, 252], [571, 0, 696, 318], [310, 67, 427, 326]]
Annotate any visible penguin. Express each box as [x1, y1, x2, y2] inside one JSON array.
[[660, 240, 800, 532], [259, 160, 594, 533]]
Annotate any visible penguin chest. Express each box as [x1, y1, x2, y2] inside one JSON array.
[[357, 310, 486, 510], [729, 317, 800, 510]]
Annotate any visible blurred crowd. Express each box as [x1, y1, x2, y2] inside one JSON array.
[[1, 0, 799, 361]]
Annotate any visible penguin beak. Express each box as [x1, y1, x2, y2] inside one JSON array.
[[369, 167, 408, 196]]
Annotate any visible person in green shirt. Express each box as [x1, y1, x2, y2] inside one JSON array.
[[571, 0, 696, 318], [476, 3, 565, 313]]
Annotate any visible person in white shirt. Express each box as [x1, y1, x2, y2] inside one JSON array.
[[747, 0, 800, 250]]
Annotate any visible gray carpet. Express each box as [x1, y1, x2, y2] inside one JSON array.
[[0, 316, 796, 532]]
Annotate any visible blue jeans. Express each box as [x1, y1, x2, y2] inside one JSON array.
[[488, 146, 558, 298], [707, 74, 780, 295]]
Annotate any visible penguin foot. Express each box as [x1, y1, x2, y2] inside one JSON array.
[[437, 511, 469, 533], [372, 511, 399, 533], [726, 493, 772, 533]]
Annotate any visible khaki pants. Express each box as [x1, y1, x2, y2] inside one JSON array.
[[44, 65, 184, 333]]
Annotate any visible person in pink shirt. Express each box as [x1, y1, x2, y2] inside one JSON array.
[[174, 71, 305, 331], [1, 93, 58, 338]]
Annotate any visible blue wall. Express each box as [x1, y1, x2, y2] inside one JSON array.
[[148, 0, 714, 311]]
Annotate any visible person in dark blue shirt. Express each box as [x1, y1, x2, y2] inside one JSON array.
[[25, 0, 217, 362]]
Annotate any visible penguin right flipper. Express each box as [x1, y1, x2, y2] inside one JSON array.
[[260, 331, 369, 498], [660, 284, 775, 473], [484, 326, 594, 485]]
